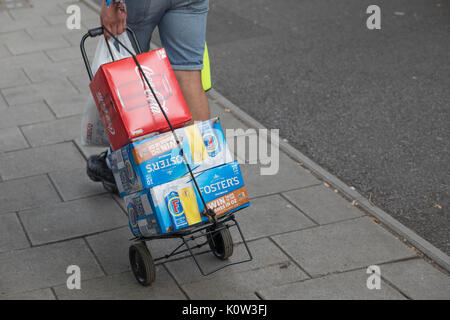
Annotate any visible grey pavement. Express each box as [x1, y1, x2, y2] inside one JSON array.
[[0, 0, 448, 300]]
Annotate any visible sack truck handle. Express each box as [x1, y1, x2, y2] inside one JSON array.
[[80, 26, 142, 81]]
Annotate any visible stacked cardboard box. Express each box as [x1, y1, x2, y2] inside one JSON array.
[[90, 48, 250, 237]]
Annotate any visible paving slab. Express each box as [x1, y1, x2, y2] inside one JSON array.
[[272, 216, 417, 277], [6, 35, 70, 56], [0, 127, 29, 152], [45, 93, 86, 118], [68, 73, 90, 94], [0, 30, 32, 47], [165, 237, 302, 285], [282, 184, 364, 225], [0, 102, 55, 130], [0, 175, 61, 214], [0, 142, 85, 180], [0, 45, 10, 59], [0, 67, 30, 90], [0, 288, 55, 300], [0, 13, 47, 33], [85, 227, 131, 275], [19, 195, 127, 245], [238, 151, 320, 198], [24, 59, 86, 83], [0, 93, 7, 108], [49, 167, 106, 201], [53, 269, 186, 300], [0, 212, 30, 254], [381, 259, 450, 300], [229, 194, 316, 241], [258, 268, 406, 300], [0, 51, 52, 69], [0, 239, 103, 296], [181, 261, 307, 300], [73, 137, 107, 159], [25, 23, 86, 40], [1, 79, 78, 106], [8, 3, 65, 20], [21, 115, 81, 147], [45, 45, 87, 63]]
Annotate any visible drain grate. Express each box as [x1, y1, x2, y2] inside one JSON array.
[[0, 0, 32, 11]]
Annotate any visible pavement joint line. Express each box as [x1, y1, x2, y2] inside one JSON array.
[[50, 287, 59, 300], [14, 211, 33, 248], [71, 138, 89, 161], [379, 275, 412, 300], [162, 263, 191, 300], [245, 182, 323, 201], [256, 256, 422, 290], [46, 172, 67, 203], [230, 215, 369, 247], [66, 75, 83, 95], [83, 237, 108, 277], [42, 98, 59, 119], [1, 145, 33, 154], [267, 236, 313, 280], [278, 192, 321, 226], [0, 223, 128, 253], [0, 90, 8, 107], [112, 195, 128, 217], [16, 125, 32, 149], [21, 65, 34, 84], [18, 113, 82, 128], [207, 88, 450, 272], [254, 292, 264, 300]]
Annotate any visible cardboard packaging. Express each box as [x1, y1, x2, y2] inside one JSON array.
[[124, 161, 249, 235], [89, 48, 192, 150], [110, 118, 233, 197]]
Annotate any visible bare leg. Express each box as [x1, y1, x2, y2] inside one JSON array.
[[174, 70, 210, 122]]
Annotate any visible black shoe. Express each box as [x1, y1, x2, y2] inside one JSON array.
[[86, 150, 118, 194]]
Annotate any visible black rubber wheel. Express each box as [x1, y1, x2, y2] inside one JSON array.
[[129, 242, 156, 286], [207, 225, 234, 260]]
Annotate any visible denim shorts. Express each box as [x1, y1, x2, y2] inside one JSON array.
[[126, 0, 209, 71]]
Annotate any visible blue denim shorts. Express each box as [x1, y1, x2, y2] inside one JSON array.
[[126, 0, 209, 71]]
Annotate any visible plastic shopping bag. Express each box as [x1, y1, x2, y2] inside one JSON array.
[[80, 33, 137, 146]]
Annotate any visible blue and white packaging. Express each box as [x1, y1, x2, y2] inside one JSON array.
[[110, 118, 233, 197], [124, 191, 158, 238], [123, 161, 249, 235]]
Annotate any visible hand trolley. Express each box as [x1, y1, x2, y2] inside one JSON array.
[[80, 26, 252, 286]]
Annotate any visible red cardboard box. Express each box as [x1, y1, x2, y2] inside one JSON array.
[[89, 48, 192, 150]]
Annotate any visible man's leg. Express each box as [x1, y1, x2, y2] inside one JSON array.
[[174, 70, 210, 121], [158, 0, 210, 121]]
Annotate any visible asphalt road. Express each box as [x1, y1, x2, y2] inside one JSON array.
[[204, 0, 450, 254], [93, 0, 449, 254]]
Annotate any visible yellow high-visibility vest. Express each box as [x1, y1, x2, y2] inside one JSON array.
[[201, 42, 212, 92]]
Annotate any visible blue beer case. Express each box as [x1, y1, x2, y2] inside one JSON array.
[[124, 161, 250, 236], [109, 118, 233, 197]]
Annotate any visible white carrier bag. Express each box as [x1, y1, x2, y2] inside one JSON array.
[[80, 33, 137, 146]]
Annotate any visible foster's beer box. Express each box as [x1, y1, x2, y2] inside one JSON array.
[[109, 118, 233, 197], [89, 48, 191, 150], [124, 161, 249, 236]]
